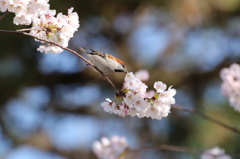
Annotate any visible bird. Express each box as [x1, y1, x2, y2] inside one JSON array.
[[79, 47, 128, 75]]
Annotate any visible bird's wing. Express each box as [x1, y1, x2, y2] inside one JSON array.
[[79, 47, 90, 54], [79, 47, 106, 57]]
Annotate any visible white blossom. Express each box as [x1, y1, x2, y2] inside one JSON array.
[[0, 0, 80, 54], [145, 90, 155, 98], [13, 14, 32, 25], [220, 63, 240, 112], [101, 71, 176, 120], [124, 92, 138, 106], [135, 69, 149, 81], [154, 81, 167, 93], [92, 136, 128, 159], [101, 98, 116, 113], [29, 7, 79, 53], [134, 99, 150, 112], [1, 0, 50, 25], [0, 0, 8, 12], [127, 107, 138, 117], [201, 147, 231, 159]]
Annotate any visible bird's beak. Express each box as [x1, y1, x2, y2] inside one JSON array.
[[123, 68, 128, 74]]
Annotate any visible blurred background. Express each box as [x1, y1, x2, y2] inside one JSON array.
[[1, 0, 240, 158]]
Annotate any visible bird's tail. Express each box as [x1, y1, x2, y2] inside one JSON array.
[[79, 47, 89, 55]]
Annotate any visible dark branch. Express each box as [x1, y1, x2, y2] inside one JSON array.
[[127, 144, 240, 158], [128, 144, 199, 154], [172, 104, 240, 135]]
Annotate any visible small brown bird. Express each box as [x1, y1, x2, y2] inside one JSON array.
[[79, 47, 128, 75]]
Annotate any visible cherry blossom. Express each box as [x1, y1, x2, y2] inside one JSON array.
[[101, 71, 176, 120], [201, 147, 231, 159], [0, 0, 80, 53], [220, 63, 240, 112], [92, 136, 128, 159]]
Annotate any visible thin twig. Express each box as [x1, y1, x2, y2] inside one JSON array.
[[0, 11, 9, 22], [171, 104, 240, 135], [17, 28, 40, 32], [126, 144, 240, 158], [128, 144, 199, 154], [0, 30, 119, 93]]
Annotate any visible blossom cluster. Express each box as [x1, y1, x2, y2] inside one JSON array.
[[0, 0, 79, 53], [220, 63, 240, 112], [201, 147, 231, 159], [0, 0, 49, 25], [101, 71, 176, 120], [92, 136, 128, 159]]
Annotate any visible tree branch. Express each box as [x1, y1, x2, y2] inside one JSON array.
[[126, 144, 240, 158], [128, 144, 198, 155], [171, 104, 240, 135], [0, 29, 119, 93]]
